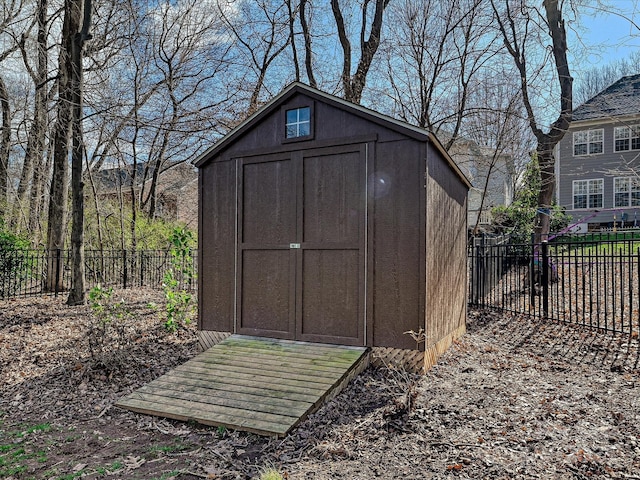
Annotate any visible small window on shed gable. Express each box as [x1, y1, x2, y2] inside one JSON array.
[[285, 107, 311, 139]]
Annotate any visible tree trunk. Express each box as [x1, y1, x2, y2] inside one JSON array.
[[286, 0, 300, 82], [492, 0, 572, 241], [12, 0, 49, 232], [300, 0, 316, 88], [67, 0, 92, 305], [0, 76, 9, 220], [534, 147, 556, 241], [45, 0, 74, 292], [531, 0, 572, 242], [330, 0, 389, 104]]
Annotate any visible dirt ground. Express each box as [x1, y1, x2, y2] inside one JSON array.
[[1, 289, 639, 479]]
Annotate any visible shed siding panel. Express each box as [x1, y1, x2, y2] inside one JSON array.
[[240, 250, 292, 334], [301, 249, 360, 338], [241, 158, 296, 244], [303, 152, 361, 243], [372, 140, 424, 350], [426, 143, 467, 348], [214, 94, 405, 161], [199, 160, 236, 332], [313, 100, 406, 144]]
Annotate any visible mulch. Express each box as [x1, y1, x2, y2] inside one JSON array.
[[0, 289, 638, 479]]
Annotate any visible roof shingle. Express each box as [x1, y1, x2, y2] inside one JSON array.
[[573, 73, 640, 121]]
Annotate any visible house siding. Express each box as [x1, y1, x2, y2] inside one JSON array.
[[557, 121, 640, 227], [449, 142, 514, 229]]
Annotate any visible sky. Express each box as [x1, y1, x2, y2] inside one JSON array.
[[571, 1, 640, 69]]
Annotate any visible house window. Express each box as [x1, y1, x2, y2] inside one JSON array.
[[614, 177, 640, 207], [285, 107, 311, 138], [573, 129, 603, 156], [614, 126, 640, 152], [573, 179, 603, 209]]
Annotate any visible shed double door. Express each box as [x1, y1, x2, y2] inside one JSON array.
[[237, 144, 366, 346]]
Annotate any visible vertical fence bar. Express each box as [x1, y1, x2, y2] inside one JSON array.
[[140, 251, 144, 287], [55, 249, 61, 297], [627, 240, 633, 334], [123, 249, 128, 289], [637, 248, 640, 335], [529, 241, 535, 314], [541, 240, 549, 318]]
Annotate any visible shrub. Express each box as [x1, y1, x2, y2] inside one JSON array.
[[163, 227, 196, 332], [87, 285, 133, 367], [0, 223, 33, 299], [491, 157, 570, 243]]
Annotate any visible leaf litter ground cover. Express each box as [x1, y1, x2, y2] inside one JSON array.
[[0, 289, 639, 479]]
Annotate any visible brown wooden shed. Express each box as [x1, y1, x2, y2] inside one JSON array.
[[195, 83, 470, 372]]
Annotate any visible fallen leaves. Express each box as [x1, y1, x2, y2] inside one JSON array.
[[0, 295, 639, 479]]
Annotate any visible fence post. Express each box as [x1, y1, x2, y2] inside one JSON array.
[[479, 234, 486, 305], [140, 250, 144, 287], [541, 240, 549, 318], [471, 236, 480, 305], [123, 249, 128, 289], [529, 237, 536, 310], [55, 249, 61, 298]]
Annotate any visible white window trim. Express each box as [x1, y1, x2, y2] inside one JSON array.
[[613, 176, 640, 207], [572, 178, 604, 210], [573, 129, 604, 156], [613, 125, 640, 152], [285, 107, 311, 139]]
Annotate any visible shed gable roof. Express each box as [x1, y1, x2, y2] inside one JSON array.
[[573, 74, 640, 122], [194, 82, 470, 188]]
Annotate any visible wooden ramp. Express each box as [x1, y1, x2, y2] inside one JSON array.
[[116, 335, 368, 437]]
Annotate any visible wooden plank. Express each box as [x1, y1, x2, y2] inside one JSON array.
[[224, 334, 366, 353], [131, 383, 312, 417], [149, 375, 320, 403], [119, 391, 299, 425], [165, 365, 330, 395], [195, 346, 359, 371], [144, 381, 318, 409], [155, 371, 324, 401], [116, 335, 368, 437], [118, 397, 291, 436], [173, 361, 339, 386], [190, 353, 348, 379], [206, 344, 361, 367]]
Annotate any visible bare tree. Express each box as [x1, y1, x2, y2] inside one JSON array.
[[66, 0, 92, 305], [0, 76, 9, 219], [385, 0, 499, 148], [330, 0, 390, 104], [490, 0, 572, 239], [0, 0, 26, 222], [79, 0, 234, 251], [140, 0, 231, 219], [16, 0, 51, 242], [218, 0, 291, 113], [286, 0, 300, 81], [462, 78, 532, 234], [45, 0, 74, 292], [11, 0, 48, 234], [299, 0, 316, 87]]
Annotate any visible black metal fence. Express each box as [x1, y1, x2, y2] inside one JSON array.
[[469, 231, 640, 335], [0, 249, 197, 300]]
